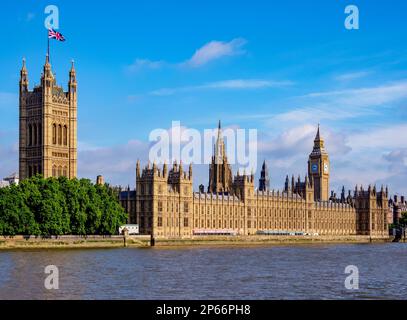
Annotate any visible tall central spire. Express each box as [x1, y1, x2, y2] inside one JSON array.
[[312, 124, 326, 155], [214, 119, 225, 164], [208, 120, 233, 194]]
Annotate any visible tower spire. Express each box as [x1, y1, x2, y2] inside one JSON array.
[[259, 160, 270, 192], [315, 123, 320, 141], [20, 58, 29, 92]]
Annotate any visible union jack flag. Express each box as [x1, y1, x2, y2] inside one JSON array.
[[48, 29, 66, 42]]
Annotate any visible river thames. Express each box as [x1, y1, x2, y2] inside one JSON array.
[[0, 243, 406, 300]]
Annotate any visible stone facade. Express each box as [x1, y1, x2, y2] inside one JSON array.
[[120, 123, 389, 238], [388, 195, 407, 225], [19, 56, 77, 180]]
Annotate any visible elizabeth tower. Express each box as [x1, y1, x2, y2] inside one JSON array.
[[19, 55, 77, 180], [308, 125, 330, 201]]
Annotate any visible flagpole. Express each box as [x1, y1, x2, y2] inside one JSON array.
[[47, 30, 50, 61]]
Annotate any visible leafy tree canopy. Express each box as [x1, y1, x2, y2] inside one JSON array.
[[0, 175, 127, 236]]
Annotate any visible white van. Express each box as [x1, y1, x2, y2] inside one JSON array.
[[119, 224, 139, 235]]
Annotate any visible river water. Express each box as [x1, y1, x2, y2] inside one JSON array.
[[0, 243, 406, 300]]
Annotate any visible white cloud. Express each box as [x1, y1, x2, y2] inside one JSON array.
[[269, 80, 407, 124], [184, 38, 247, 68], [126, 38, 247, 73], [78, 139, 150, 185], [349, 124, 407, 150]]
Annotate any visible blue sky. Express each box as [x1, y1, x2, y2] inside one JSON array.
[[1, 0, 407, 195]]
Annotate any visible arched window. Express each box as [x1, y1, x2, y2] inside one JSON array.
[[63, 125, 68, 146], [58, 166, 62, 177], [38, 123, 42, 145], [52, 165, 56, 177], [58, 125, 62, 145], [52, 124, 57, 144], [33, 123, 37, 146], [63, 167, 67, 177], [28, 124, 32, 146]]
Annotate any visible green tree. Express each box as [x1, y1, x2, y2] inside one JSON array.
[[0, 175, 127, 236], [400, 212, 407, 227]]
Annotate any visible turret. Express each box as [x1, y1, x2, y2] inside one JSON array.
[[341, 186, 346, 202], [179, 161, 183, 175], [19, 58, 29, 93], [69, 60, 77, 95], [136, 160, 140, 179], [284, 175, 290, 192], [259, 160, 270, 191], [163, 162, 168, 178], [41, 54, 54, 97]]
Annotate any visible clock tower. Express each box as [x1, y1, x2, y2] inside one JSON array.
[[308, 125, 329, 201]]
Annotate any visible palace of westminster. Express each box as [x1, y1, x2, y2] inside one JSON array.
[[16, 57, 390, 238]]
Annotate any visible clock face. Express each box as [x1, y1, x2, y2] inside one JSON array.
[[324, 163, 329, 173], [311, 163, 318, 173]]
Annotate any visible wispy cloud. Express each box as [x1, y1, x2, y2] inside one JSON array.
[[335, 71, 372, 81], [26, 12, 35, 22], [126, 38, 247, 73], [126, 59, 165, 73], [148, 79, 293, 96], [272, 80, 407, 123], [183, 38, 247, 68]]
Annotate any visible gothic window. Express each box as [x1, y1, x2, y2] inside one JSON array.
[[28, 165, 32, 177], [158, 217, 163, 227], [38, 165, 42, 175], [58, 125, 62, 145], [52, 166, 56, 177], [63, 125, 68, 146], [38, 123, 42, 145], [184, 202, 189, 213], [183, 218, 188, 227], [28, 124, 32, 146], [63, 167, 67, 177], [52, 124, 57, 144], [158, 201, 163, 212], [58, 166, 62, 177], [33, 124, 37, 146]]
